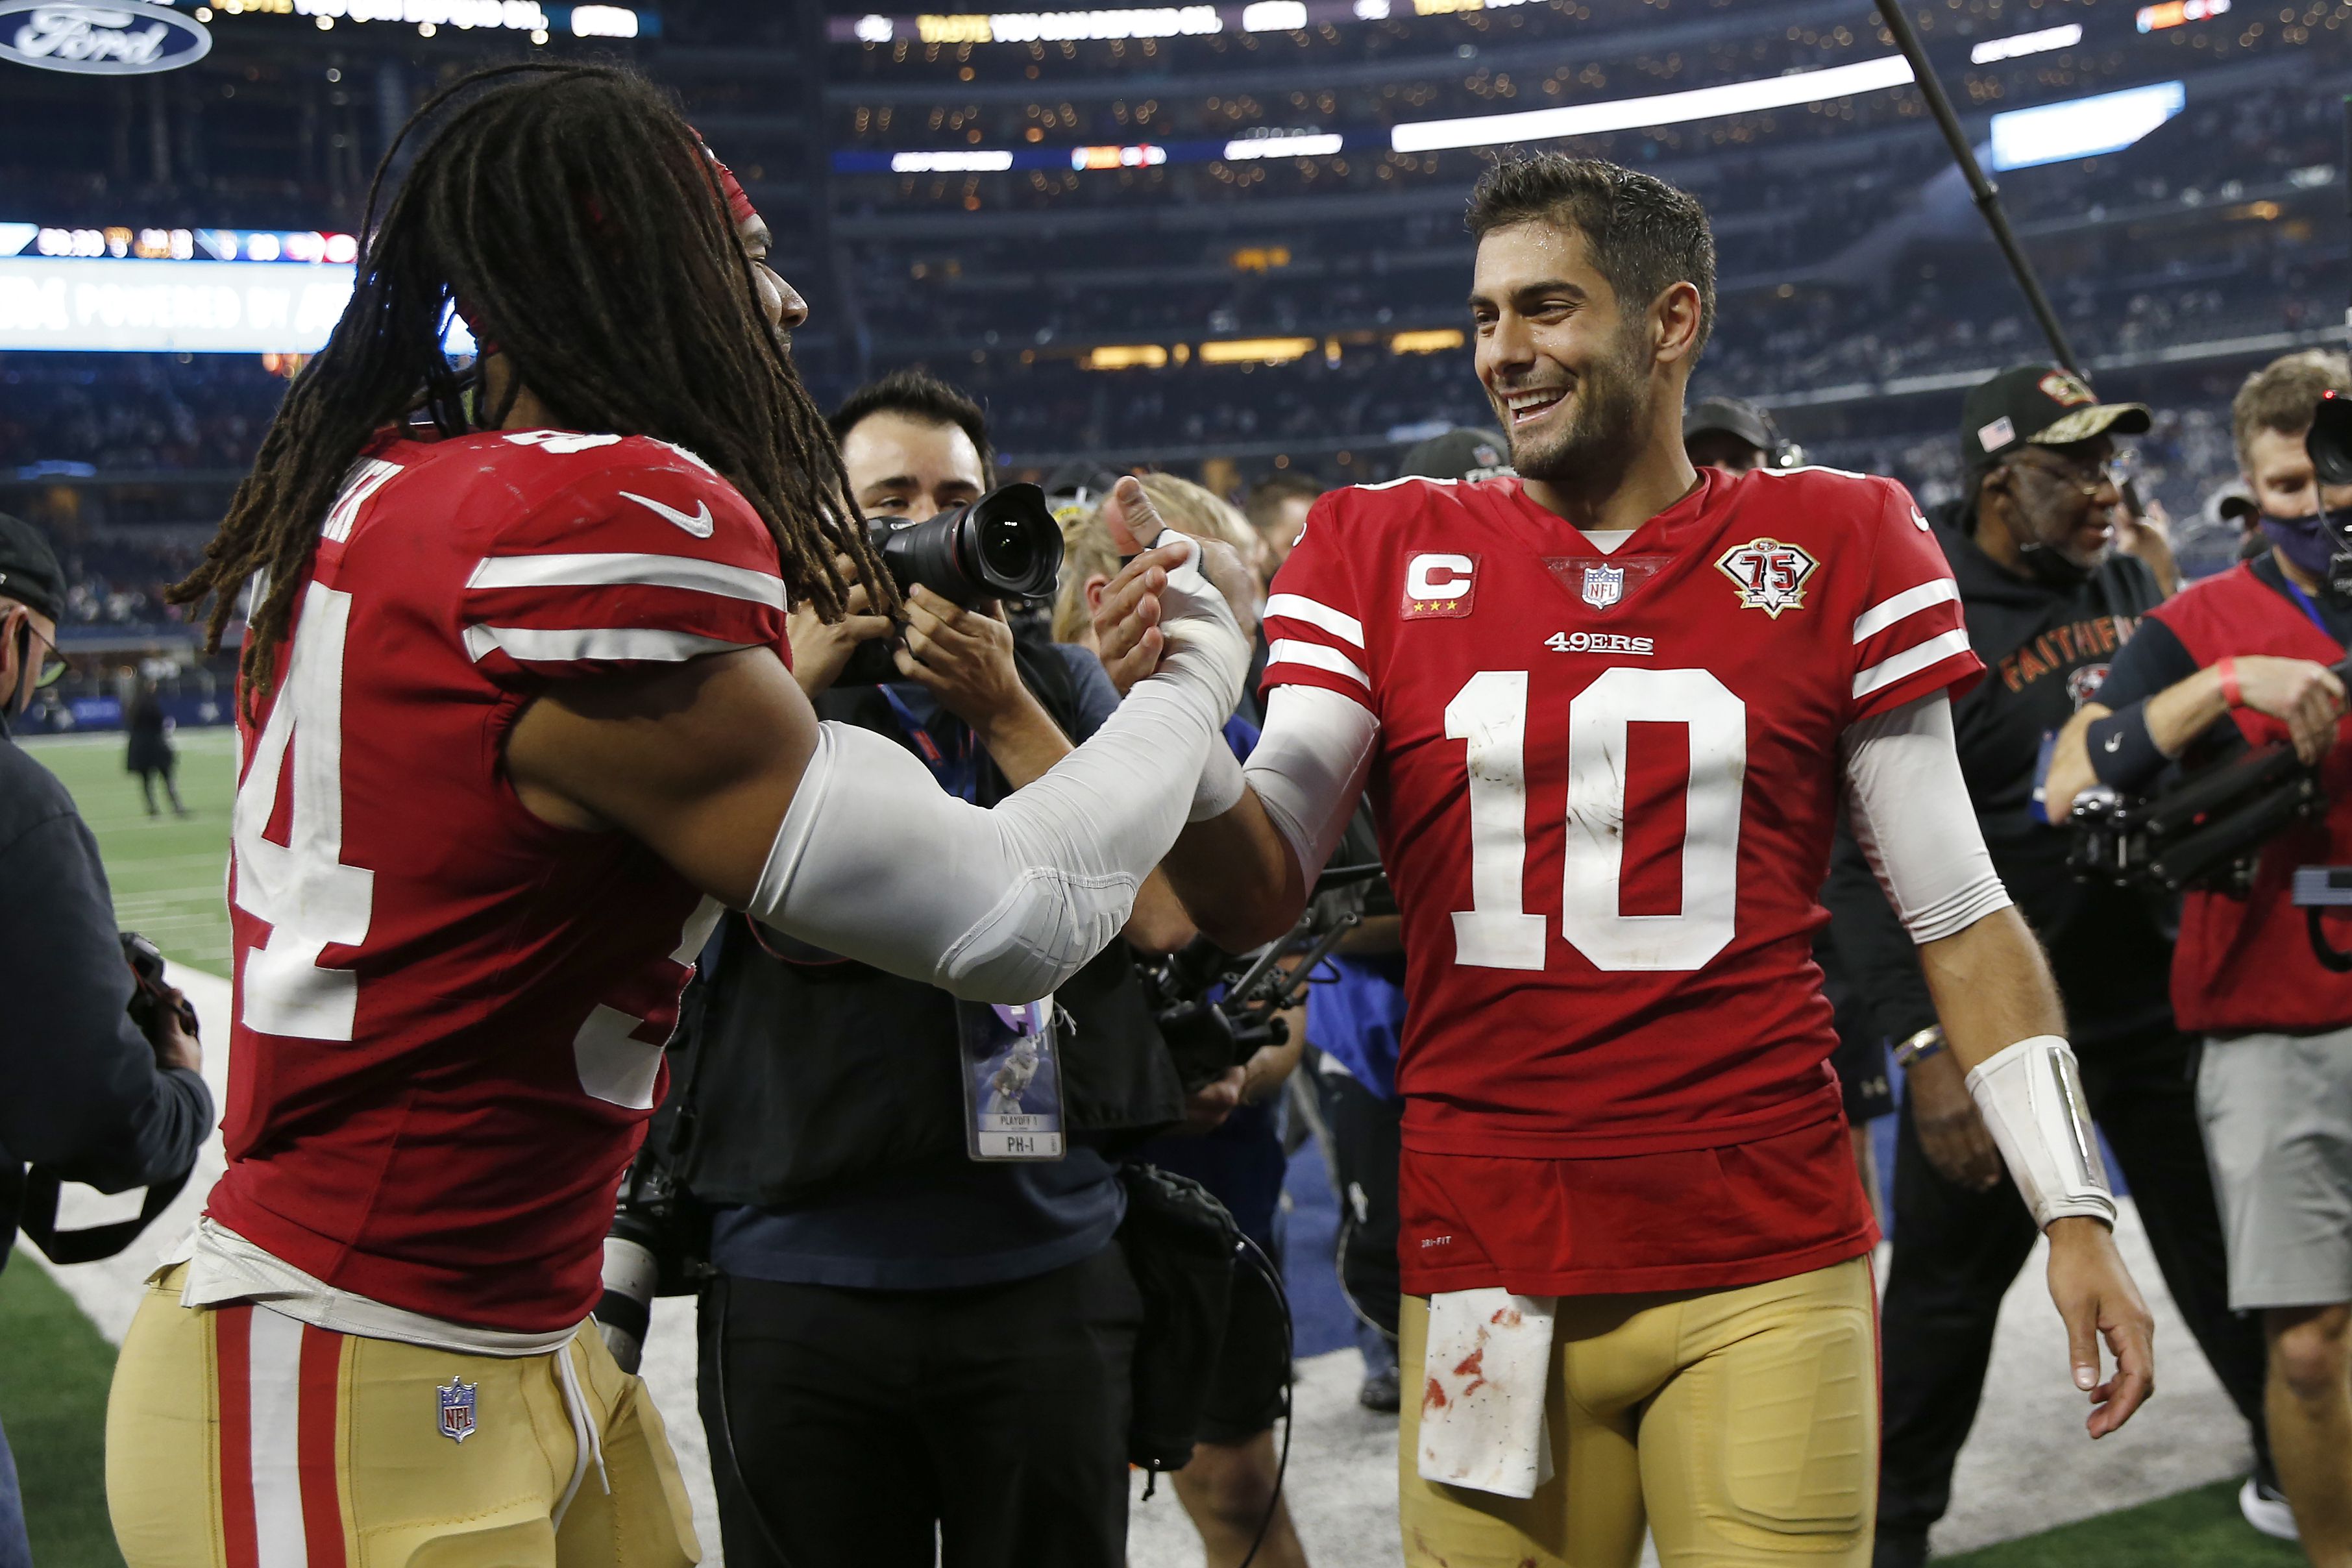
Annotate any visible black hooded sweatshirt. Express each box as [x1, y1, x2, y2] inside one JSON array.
[[1824, 498, 2176, 1053]]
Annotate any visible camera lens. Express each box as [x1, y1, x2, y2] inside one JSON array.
[[956, 483, 1063, 602]]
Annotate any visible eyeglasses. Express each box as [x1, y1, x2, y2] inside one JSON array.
[[2005, 449, 2123, 504], [14, 618, 64, 689]]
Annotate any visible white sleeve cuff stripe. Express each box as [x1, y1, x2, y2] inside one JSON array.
[[1264, 593, 1366, 647], [466, 552, 787, 609], [1852, 578, 1961, 643], [1854, 628, 1974, 700], [461, 624, 751, 664], [1267, 639, 1370, 689]]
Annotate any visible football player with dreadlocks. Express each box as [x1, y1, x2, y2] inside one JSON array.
[[103, 65, 1247, 1566]]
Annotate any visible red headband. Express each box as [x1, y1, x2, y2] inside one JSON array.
[[700, 138, 759, 228]]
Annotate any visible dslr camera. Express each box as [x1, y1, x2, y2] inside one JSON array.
[[837, 482, 1064, 685]]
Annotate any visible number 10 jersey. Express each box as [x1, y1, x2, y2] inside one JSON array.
[[1264, 467, 1979, 1176]]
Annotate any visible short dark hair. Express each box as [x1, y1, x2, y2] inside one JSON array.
[[830, 369, 995, 484], [1465, 154, 1716, 358], [1243, 472, 1323, 535]]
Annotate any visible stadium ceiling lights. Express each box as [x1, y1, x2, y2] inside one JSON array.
[[835, 0, 1522, 45], [1987, 79, 2187, 171], [1970, 22, 2080, 64], [192, 0, 651, 38], [1388, 52, 1915, 153]]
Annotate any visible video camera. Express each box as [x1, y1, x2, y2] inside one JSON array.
[[1137, 862, 1390, 1090], [837, 481, 1065, 685], [2067, 393, 2352, 895]]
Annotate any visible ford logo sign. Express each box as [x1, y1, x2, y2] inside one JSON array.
[[0, 1, 212, 75]]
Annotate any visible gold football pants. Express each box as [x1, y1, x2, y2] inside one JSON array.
[[1399, 1256, 1878, 1568], [106, 1266, 699, 1567]]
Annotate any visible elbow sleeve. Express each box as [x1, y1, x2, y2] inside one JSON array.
[[1842, 694, 2013, 944], [750, 679, 1219, 1002]]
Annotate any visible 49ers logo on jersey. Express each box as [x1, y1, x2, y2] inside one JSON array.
[[1715, 537, 1818, 619], [1402, 552, 1478, 619]]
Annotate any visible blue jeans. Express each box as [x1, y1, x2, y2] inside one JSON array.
[[0, 1413, 29, 1568]]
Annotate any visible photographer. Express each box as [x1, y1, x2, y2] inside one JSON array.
[[0, 514, 212, 1565], [1062, 474, 1312, 1568], [674, 372, 1188, 1568], [2049, 350, 2352, 1565], [1831, 366, 2276, 1567]]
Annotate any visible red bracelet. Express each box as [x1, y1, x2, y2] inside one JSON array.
[[2218, 656, 2243, 708]]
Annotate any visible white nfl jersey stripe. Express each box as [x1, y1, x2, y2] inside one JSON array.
[[1854, 627, 1974, 700], [461, 624, 750, 665], [321, 458, 402, 544], [465, 552, 787, 609], [1851, 578, 1961, 643], [245, 1306, 310, 1568], [1268, 637, 1370, 689], [1264, 593, 1366, 647]]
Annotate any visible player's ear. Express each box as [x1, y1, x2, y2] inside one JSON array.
[[1651, 281, 1704, 367]]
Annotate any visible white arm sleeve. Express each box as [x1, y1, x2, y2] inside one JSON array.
[[1841, 692, 2013, 944], [1243, 685, 1380, 887], [748, 532, 1249, 1003]]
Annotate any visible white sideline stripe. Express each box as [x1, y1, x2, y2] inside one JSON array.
[[247, 1307, 310, 1568], [461, 625, 749, 665], [1852, 578, 1961, 644], [465, 552, 787, 609], [1264, 593, 1365, 648], [1267, 639, 1369, 689], [1854, 628, 1975, 700]]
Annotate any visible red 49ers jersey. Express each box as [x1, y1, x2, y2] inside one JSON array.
[[1265, 467, 1978, 1286], [206, 427, 789, 1332]]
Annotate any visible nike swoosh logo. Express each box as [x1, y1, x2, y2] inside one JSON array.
[[620, 491, 715, 539], [2104, 733, 2123, 752]]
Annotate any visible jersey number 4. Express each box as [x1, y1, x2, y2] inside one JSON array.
[[230, 580, 376, 1040], [1445, 666, 1746, 974]]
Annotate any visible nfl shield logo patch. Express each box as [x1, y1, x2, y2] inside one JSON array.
[[1581, 563, 1624, 610], [437, 1375, 478, 1443]]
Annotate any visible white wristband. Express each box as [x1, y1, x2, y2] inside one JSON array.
[[1964, 1035, 2116, 1231], [1191, 738, 1247, 822]]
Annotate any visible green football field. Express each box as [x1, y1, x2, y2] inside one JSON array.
[[0, 722, 2311, 1567], [21, 726, 239, 974]]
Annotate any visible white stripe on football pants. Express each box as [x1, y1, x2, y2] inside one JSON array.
[[246, 1306, 310, 1568]]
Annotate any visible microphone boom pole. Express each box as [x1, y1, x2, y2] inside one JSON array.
[[1877, 3, 2083, 375]]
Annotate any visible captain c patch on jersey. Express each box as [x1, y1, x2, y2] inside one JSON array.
[[1402, 552, 1478, 619], [1715, 537, 1819, 619]]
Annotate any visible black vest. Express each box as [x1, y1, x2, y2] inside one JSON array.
[[658, 640, 1186, 1208]]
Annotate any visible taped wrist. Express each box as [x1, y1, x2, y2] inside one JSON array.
[[2084, 702, 2164, 791], [1965, 1035, 2116, 1230]]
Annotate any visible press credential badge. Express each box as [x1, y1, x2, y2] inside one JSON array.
[[956, 998, 1068, 1160]]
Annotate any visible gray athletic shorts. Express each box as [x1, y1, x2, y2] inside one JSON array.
[[2198, 1024, 2352, 1312]]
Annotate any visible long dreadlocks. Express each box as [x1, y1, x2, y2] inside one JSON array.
[[171, 63, 888, 717]]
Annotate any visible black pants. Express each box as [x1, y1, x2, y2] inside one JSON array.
[[1877, 1025, 2272, 1540], [1312, 1063, 1403, 1340], [697, 1245, 1143, 1568]]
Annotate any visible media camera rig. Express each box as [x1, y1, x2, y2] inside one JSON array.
[[1136, 861, 1390, 1090]]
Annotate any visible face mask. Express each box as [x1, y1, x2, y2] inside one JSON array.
[[2258, 511, 2346, 583]]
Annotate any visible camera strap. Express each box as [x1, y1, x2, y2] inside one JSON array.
[[876, 684, 979, 803], [16, 1165, 189, 1266]]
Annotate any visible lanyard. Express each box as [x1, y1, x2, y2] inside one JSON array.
[[877, 685, 979, 803], [2279, 573, 2338, 643]]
